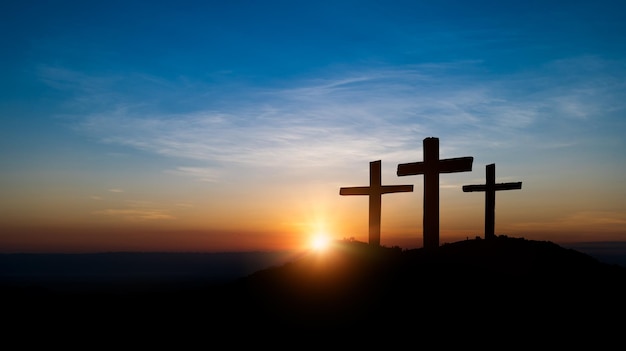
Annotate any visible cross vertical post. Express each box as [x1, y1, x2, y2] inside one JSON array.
[[340, 160, 414, 246], [462, 163, 522, 239], [397, 137, 473, 249]]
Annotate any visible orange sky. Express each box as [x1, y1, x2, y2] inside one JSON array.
[[2, 157, 625, 253]]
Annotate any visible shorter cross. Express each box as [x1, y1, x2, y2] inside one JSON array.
[[340, 160, 414, 246], [462, 163, 522, 240]]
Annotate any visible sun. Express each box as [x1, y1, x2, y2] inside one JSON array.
[[311, 234, 331, 252]]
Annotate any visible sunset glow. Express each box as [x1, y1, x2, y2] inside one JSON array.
[[311, 234, 331, 252], [1, 1, 625, 253]]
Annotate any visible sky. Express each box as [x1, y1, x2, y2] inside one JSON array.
[[1, 0, 625, 253]]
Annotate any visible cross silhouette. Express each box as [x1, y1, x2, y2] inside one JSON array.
[[340, 160, 414, 246], [462, 163, 522, 239], [397, 137, 473, 249]]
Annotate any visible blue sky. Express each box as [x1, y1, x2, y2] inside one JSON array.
[[1, 0, 625, 252]]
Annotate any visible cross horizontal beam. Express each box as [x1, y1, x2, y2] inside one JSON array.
[[397, 157, 474, 176], [462, 182, 522, 192], [340, 185, 413, 196]]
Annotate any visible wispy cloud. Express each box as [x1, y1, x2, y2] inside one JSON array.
[[93, 200, 176, 221], [168, 167, 221, 183], [93, 208, 175, 221], [42, 57, 626, 181], [512, 211, 626, 232]]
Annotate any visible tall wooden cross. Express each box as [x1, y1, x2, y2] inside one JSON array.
[[462, 163, 522, 240], [397, 137, 473, 249], [340, 160, 414, 246]]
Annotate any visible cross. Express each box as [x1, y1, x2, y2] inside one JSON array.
[[397, 137, 473, 249], [462, 163, 522, 240], [340, 160, 414, 247]]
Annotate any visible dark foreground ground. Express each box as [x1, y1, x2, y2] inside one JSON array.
[[3, 236, 626, 345]]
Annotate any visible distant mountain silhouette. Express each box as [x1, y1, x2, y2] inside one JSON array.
[[0, 251, 294, 291], [4, 236, 625, 341]]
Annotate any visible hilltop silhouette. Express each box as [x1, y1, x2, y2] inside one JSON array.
[[219, 236, 626, 330], [3, 236, 625, 341]]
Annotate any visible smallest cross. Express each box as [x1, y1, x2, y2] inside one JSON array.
[[462, 163, 522, 240], [340, 160, 414, 246]]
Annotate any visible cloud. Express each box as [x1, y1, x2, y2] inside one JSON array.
[[93, 200, 176, 221], [168, 167, 221, 183], [38, 66, 119, 94], [43, 57, 625, 180], [93, 209, 176, 221], [65, 65, 492, 168], [512, 211, 626, 232]]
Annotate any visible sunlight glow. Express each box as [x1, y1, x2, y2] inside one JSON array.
[[311, 234, 331, 252]]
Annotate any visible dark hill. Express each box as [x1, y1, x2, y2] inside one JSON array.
[[219, 236, 626, 330], [4, 236, 625, 342]]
